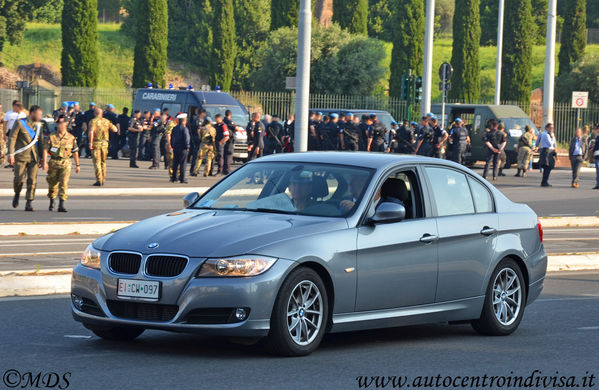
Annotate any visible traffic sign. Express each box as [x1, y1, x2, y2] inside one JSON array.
[[439, 62, 453, 81], [285, 77, 296, 90], [439, 82, 451, 91], [571, 91, 588, 109]]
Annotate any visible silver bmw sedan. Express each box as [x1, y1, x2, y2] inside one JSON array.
[[71, 152, 547, 356]]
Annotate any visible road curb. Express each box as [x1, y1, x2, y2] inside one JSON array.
[[539, 216, 599, 228], [0, 255, 597, 297], [0, 187, 210, 197]]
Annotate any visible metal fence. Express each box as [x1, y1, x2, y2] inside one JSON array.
[[0, 88, 19, 111]]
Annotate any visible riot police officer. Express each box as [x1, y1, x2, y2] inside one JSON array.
[[265, 115, 284, 154], [449, 118, 470, 164], [394, 120, 415, 154], [367, 114, 386, 152], [150, 111, 168, 169], [308, 111, 320, 151], [430, 116, 448, 159], [339, 113, 360, 151], [127, 110, 143, 168], [415, 117, 435, 157]]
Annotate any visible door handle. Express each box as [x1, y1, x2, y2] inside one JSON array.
[[480, 226, 497, 236], [419, 234, 439, 244]]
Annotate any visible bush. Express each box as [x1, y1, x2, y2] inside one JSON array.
[[556, 55, 599, 103]]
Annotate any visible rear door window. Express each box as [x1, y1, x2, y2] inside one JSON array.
[[424, 167, 475, 217]]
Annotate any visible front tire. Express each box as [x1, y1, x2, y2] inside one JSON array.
[[472, 259, 527, 336], [265, 267, 329, 356], [85, 324, 145, 341]]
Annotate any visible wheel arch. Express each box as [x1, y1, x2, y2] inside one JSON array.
[[292, 260, 336, 333], [486, 253, 530, 300]]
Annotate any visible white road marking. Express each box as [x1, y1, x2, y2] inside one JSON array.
[[536, 296, 599, 302], [64, 335, 92, 339], [0, 243, 89, 248], [0, 251, 81, 257], [543, 238, 599, 241], [0, 238, 92, 245], [549, 214, 577, 217], [54, 217, 114, 220], [578, 326, 599, 330]]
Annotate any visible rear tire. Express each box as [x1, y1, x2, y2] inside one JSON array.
[[85, 324, 145, 341], [471, 258, 527, 336], [265, 267, 329, 356]]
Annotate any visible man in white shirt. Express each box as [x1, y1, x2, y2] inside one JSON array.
[[3, 101, 26, 167], [539, 123, 557, 187]]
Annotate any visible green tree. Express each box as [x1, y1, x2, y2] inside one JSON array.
[[556, 54, 599, 103], [211, 0, 236, 90], [233, 0, 271, 89], [479, 0, 498, 45], [185, 0, 213, 73], [61, 0, 99, 87], [0, 0, 44, 51], [501, 0, 534, 104], [367, 0, 392, 40], [389, 0, 424, 98], [449, 0, 480, 101], [270, 0, 300, 30], [132, 0, 168, 88], [558, 0, 586, 76], [531, 0, 547, 44], [334, 0, 368, 35]]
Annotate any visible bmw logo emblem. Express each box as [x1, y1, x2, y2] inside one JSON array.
[[148, 242, 159, 249]]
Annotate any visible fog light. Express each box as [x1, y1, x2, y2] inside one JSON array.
[[235, 308, 248, 321], [72, 294, 84, 310]]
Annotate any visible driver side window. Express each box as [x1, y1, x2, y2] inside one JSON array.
[[371, 169, 424, 220]]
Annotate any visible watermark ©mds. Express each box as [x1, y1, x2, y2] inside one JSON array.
[[2, 369, 71, 389], [356, 370, 597, 388]]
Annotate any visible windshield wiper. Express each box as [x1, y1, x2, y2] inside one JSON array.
[[243, 208, 298, 215]]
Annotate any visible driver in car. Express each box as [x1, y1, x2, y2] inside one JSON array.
[[288, 170, 316, 212], [340, 175, 405, 214]]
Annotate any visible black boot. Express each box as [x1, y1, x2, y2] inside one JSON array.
[[25, 200, 33, 211], [49, 198, 55, 211], [514, 169, 521, 177], [12, 194, 19, 208], [58, 199, 67, 212]]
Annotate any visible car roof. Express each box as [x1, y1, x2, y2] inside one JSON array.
[[136, 88, 242, 106], [311, 108, 391, 115], [430, 104, 528, 118], [253, 151, 466, 170]]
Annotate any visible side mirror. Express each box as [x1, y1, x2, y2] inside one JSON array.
[[183, 192, 200, 208], [370, 202, 406, 224]]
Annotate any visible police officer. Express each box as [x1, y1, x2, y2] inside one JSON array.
[[247, 112, 265, 160], [317, 115, 330, 150], [282, 114, 295, 152], [430, 116, 448, 159], [214, 114, 230, 175], [139, 111, 152, 161], [340, 113, 360, 151], [265, 115, 284, 155], [150, 110, 168, 169], [7, 106, 46, 211], [170, 113, 190, 183], [448, 118, 470, 164], [104, 104, 120, 160], [53, 102, 69, 122], [319, 113, 338, 151], [117, 107, 130, 154], [189, 108, 204, 174], [164, 115, 177, 176], [367, 114, 386, 152], [415, 117, 435, 156], [81, 102, 97, 159], [128, 110, 143, 168], [358, 115, 370, 151], [394, 120, 415, 154], [387, 121, 398, 152], [497, 123, 508, 177], [44, 115, 80, 212], [308, 111, 320, 151], [193, 118, 217, 177], [223, 110, 237, 174], [88, 108, 118, 186], [482, 120, 506, 181]]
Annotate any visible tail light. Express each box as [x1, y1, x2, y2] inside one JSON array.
[[537, 220, 543, 243]]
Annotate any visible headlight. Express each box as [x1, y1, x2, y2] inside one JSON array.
[[197, 256, 277, 277], [81, 244, 102, 269]]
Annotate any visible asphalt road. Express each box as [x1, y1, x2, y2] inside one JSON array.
[[0, 228, 597, 272], [0, 271, 597, 389], [0, 158, 598, 223]]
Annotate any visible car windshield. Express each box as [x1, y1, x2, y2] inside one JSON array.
[[502, 118, 539, 139], [203, 105, 248, 126], [192, 162, 374, 218]]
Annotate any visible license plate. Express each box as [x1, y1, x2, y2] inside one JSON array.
[[117, 279, 160, 299]]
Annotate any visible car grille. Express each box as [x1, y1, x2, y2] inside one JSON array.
[[145, 255, 188, 277], [80, 297, 105, 317], [109, 252, 142, 274], [183, 308, 250, 324], [107, 300, 178, 322]]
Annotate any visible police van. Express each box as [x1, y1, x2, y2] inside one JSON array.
[[133, 88, 249, 161], [432, 104, 540, 167], [311, 109, 397, 130]]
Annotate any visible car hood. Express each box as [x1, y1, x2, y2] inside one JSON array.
[[99, 209, 347, 258]]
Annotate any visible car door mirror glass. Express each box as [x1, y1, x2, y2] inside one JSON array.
[[370, 202, 406, 224], [183, 192, 200, 208]]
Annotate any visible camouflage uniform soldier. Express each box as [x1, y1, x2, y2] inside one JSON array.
[[7, 106, 46, 211], [44, 115, 80, 212], [88, 108, 117, 186], [192, 120, 217, 177], [165, 117, 177, 177]]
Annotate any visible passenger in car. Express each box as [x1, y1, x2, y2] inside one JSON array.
[[288, 171, 317, 211], [340, 174, 369, 213]]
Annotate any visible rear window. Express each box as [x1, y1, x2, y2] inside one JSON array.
[[204, 105, 248, 126]]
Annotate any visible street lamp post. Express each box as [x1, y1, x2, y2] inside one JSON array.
[[494, 0, 505, 105], [421, 0, 435, 117], [294, 0, 312, 152], [543, 0, 558, 128]]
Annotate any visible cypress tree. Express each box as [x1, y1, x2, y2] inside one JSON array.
[[479, 0, 498, 46], [531, 0, 547, 44], [234, 0, 270, 89], [558, 0, 586, 76], [61, 0, 99, 87], [132, 0, 168, 88], [185, 0, 213, 73], [271, 0, 300, 30], [389, 0, 424, 97], [211, 0, 236, 90], [449, 0, 480, 102], [501, 0, 534, 104], [334, 0, 369, 35]]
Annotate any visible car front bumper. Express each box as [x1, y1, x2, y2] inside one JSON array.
[[71, 257, 297, 337]]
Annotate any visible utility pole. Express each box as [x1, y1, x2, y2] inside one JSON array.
[[494, 0, 505, 105], [543, 0, 557, 128], [421, 0, 435, 117], [294, 0, 312, 152]]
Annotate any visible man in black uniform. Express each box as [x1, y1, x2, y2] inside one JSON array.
[[150, 111, 168, 169], [170, 113, 190, 183], [448, 118, 470, 164], [430, 116, 448, 159], [282, 114, 295, 152], [394, 120, 415, 154], [127, 110, 143, 168], [321, 113, 339, 151], [138, 111, 152, 161], [81, 102, 96, 158], [265, 115, 284, 155], [358, 115, 370, 151], [104, 104, 120, 159], [415, 117, 435, 156], [339, 113, 360, 151], [482, 119, 505, 180], [223, 109, 237, 173], [214, 114, 230, 175], [117, 107, 130, 154], [308, 111, 320, 151], [317, 115, 330, 150], [247, 112, 265, 160], [367, 114, 386, 152], [69, 102, 85, 157], [189, 108, 205, 173]]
